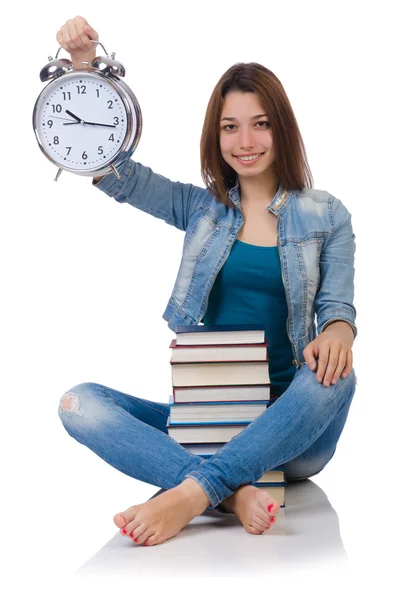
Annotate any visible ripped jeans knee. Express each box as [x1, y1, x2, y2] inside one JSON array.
[[58, 383, 95, 418], [58, 383, 110, 426], [59, 391, 81, 414]]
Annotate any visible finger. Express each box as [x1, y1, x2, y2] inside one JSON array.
[[84, 23, 99, 42], [322, 344, 341, 386], [342, 349, 353, 378], [61, 24, 77, 50], [316, 343, 330, 383], [67, 20, 86, 50], [80, 29, 94, 48], [77, 25, 93, 49], [330, 349, 348, 384], [304, 345, 317, 371], [75, 16, 96, 48], [56, 30, 68, 51]]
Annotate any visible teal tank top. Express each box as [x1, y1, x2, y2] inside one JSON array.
[[202, 239, 296, 397]]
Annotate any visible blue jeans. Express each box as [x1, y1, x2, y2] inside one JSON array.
[[58, 364, 356, 509]]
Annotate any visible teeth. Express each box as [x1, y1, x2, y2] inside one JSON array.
[[237, 154, 260, 161]]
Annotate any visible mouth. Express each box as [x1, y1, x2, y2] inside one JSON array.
[[233, 152, 265, 164]]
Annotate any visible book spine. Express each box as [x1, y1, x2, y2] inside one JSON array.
[[167, 329, 285, 503], [169, 399, 269, 406]]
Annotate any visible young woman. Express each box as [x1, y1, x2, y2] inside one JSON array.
[[57, 16, 357, 547]]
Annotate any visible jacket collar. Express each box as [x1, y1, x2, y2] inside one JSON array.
[[227, 178, 292, 215]]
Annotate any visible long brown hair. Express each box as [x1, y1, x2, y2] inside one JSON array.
[[200, 62, 314, 208]]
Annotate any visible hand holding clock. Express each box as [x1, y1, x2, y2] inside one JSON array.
[[56, 15, 99, 68], [33, 15, 142, 179]]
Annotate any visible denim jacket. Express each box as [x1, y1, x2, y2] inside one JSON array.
[[93, 159, 357, 369]]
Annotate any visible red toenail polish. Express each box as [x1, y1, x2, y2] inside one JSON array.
[[270, 516, 275, 523], [122, 528, 127, 534], [268, 504, 273, 512], [129, 533, 134, 538]]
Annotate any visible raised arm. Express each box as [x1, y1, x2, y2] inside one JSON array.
[[56, 16, 209, 231], [92, 159, 209, 232]]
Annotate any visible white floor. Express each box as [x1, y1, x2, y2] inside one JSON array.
[[73, 479, 349, 579]]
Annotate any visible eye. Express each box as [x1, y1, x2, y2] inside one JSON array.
[[221, 121, 270, 131]]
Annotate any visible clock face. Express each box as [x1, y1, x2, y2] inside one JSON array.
[[33, 71, 131, 172]]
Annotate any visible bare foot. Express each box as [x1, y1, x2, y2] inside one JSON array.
[[219, 485, 280, 534], [113, 478, 210, 546]]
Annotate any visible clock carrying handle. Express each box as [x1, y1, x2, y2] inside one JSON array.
[[55, 39, 110, 60], [50, 41, 125, 77]]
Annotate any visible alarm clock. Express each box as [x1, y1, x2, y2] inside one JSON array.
[[32, 41, 142, 181]]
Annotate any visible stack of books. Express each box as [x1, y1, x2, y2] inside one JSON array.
[[166, 324, 286, 507]]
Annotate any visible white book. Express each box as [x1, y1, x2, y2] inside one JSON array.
[[167, 423, 246, 443], [169, 399, 268, 423], [171, 361, 270, 387], [170, 341, 268, 363], [173, 385, 271, 403]]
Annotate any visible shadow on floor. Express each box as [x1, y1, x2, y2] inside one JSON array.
[[74, 479, 348, 578]]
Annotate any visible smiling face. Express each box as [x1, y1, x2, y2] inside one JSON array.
[[219, 91, 276, 183]]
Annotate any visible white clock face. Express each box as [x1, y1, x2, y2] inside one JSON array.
[[34, 71, 129, 172]]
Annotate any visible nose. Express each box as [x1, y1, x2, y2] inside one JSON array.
[[238, 126, 254, 149]]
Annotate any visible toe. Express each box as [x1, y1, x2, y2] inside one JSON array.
[[269, 501, 280, 516], [257, 493, 280, 517], [252, 520, 266, 533], [119, 505, 138, 525], [251, 516, 272, 534], [113, 513, 127, 528], [245, 524, 263, 535], [129, 523, 148, 544], [143, 534, 158, 546], [253, 514, 272, 529]]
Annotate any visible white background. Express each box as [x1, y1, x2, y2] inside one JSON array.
[[1, 0, 395, 594]]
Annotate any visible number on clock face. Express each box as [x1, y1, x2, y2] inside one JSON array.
[[37, 72, 128, 170]]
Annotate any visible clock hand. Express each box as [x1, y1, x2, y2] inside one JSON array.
[[49, 116, 78, 122], [63, 121, 116, 128], [81, 120, 117, 128], [65, 109, 83, 122]]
